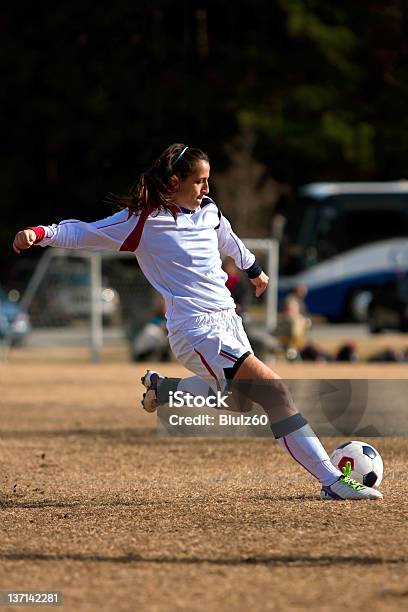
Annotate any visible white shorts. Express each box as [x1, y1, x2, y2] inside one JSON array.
[[168, 309, 253, 391]]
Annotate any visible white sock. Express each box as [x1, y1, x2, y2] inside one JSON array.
[[277, 424, 341, 486], [177, 376, 213, 397]]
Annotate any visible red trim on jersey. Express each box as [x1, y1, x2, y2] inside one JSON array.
[[219, 349, 237, 363], [119, 206, 155, 252], [119, 204, 179, 252], [169, 204, 181, 215], [194, 349, 220, 390], [27, 226, 45, 243], [95, 216, 132, 230]]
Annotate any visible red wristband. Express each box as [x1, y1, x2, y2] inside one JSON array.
[[26, 226, 45, 243]]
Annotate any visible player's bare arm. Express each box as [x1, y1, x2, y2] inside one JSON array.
[[12, 229, 37, 254], [250, 271, 269, 298]]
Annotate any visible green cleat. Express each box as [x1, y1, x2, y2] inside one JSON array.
[[321, 461, 383, 500]]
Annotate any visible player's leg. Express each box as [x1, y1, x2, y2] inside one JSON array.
[[233, 354, 382, 499], [233, 354, 341, 485], [141, 371, 211, 412], [141, 310, 249, 411], [141, 320, 232, 412], [141, 311, 381, 499]]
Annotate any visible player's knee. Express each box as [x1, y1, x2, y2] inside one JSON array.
[[229, 377, 295, 415]]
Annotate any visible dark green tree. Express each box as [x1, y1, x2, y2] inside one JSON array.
[[1, 1, 407, 279]]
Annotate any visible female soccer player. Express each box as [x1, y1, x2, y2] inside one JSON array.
[[13, 143, 381, 500]]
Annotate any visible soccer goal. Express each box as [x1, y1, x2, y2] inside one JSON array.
[[5, 238, 278, 362]]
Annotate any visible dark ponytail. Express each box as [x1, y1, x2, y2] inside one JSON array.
[[106, 143, 209, 220]]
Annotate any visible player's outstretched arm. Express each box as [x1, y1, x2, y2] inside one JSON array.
[[13, 229, 37, 254], [250, 271, 269, 298], [12, 210, 140, 254]]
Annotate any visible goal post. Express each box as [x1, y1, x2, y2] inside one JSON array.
[[243, 238, 279, 333]]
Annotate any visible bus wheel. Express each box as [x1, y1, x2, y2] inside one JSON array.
[[347, 290, 373, 322]]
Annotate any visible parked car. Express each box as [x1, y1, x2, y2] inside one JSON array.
[[0, 284, 31, 345], [44, 266, 121, 326], [7, 257, 121, 327], [367, 277, 408, 333]]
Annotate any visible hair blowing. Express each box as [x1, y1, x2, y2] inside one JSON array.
[[106, 144, 209, 220]]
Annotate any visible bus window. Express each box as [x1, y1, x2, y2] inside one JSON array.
[[343, 209, 407, 250], [292, 192, 408, 270]]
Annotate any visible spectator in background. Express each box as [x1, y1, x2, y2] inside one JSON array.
[[284, 284, 309, 317], [276, 284, 312, 352], [336, 342, 360, 362], [130, 296, 171, 362]]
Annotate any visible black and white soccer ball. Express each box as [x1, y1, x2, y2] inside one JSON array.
[[330, 440, 384, 488]]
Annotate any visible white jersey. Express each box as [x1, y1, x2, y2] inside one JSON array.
[[35, 196, 256, 329]]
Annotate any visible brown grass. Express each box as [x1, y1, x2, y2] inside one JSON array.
[[0, 359, 407, 611]]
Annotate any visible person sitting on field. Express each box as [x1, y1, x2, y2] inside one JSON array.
[[12, 143, 382, 500], [130, 296, 171, 362], [276, 285, 312, 353]]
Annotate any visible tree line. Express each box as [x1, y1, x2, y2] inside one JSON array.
[[1, 1, 407, 280]]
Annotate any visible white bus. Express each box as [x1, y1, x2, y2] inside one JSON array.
[[279, 181, 408, 320]]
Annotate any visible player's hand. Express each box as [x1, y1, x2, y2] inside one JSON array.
[[13, 229, 37, 254], [250, 271, 269, 298]]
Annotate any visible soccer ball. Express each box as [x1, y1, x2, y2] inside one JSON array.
[[329, 440, 384, 488]]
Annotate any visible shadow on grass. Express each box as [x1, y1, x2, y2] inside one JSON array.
[[0, 428, 156, 441], [0, 495, 322, 510], [0, 500, 82, 509], [248, 494, 318, 502], [0, 552, 405, 566]]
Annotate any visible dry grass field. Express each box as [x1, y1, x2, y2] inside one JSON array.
[[1, 351, 407, 611]]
